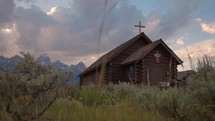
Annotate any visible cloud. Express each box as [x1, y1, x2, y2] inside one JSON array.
[[0, 0, 213, 66], [14, 5, 55, 49], [0, 0, 15, 24], [15, 0, 36, 4], [32, 0, 145, 57], [175, 39, 215, 71], [176, 37, 184, 46], [0, 24, 20, 56], [195, 18, 215, 34], [0, 0, 145, 64], [200, 22, 215, 34], [145, 0, 208, 40], [35, 50, 106, 66], [159, 1, 193, 36], [144, 19, 160, 34], [47, 6, 58, 15]]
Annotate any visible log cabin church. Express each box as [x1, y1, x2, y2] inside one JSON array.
[[80, 32, 183, 86]]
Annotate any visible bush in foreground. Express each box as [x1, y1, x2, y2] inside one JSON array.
[[0, 52, 60, 121]]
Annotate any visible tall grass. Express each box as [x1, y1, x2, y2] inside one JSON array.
[[38, 56, 215, 121], [1, 56, 214, 121], [39, 98, 174, 121]]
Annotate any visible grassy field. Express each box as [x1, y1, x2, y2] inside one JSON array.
[[0, 55, 214, 121], [41, 57, 215, 121], [40, 98, 174, 121]]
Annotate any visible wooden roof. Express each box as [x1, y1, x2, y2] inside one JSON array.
[[177, 70, 195, 80], [80, 32, 152, 75], [121, 39, 183, 65]]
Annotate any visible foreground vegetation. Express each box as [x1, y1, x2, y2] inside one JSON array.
[[0, 53, 215, 121]]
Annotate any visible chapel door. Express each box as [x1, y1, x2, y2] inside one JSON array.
[[150, 66, 164, 84]]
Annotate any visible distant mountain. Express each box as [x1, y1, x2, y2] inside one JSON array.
[[71, 62, 86, 75], [70, 62, 87, 84], [36, 53, 51, 65], [52, 60, 70, 72], [0, 54, 86, 84], [0, 55, 22, 71], [36, 54, 86, 84]]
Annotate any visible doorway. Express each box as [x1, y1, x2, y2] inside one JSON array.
[[149, 65, 164, 84]]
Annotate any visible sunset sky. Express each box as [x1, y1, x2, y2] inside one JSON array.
[[0, 0, 215, 70]]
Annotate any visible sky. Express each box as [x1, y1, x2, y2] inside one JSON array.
[[0, 0, 215, 70]]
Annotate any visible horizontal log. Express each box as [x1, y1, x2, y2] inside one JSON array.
[[144, 58, 173, 61]]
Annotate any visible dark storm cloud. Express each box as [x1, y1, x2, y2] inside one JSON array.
[[35, 0, 145, 56], [159, 0, 196, 38], [0, 33, 8, 52], [0, 0, 16, 56], [0, 0, 15, 24], [14, 5, 55, 49], [69, 0, 144, 55], [149, 0, 206, 40], [15, 0, 36, 3]]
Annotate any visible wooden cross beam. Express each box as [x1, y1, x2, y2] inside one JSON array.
[[154, 51, 161, 63], [134, 21, 145, 33]]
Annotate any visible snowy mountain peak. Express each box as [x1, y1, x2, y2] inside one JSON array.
[[36, 53, 51, 65]]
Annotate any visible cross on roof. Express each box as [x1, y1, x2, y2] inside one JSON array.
[[134, 21, 145, 33]]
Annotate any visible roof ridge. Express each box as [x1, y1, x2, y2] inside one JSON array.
[[121, 40, 160, 65], [121, 38, 183, 65], [81, 32, 152, 75]]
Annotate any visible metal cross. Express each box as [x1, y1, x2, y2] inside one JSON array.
[[154, 51, 161, 63], [134, 21, 145, 33]]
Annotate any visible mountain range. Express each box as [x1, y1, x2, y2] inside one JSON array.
[[0, 53, 86, 84]]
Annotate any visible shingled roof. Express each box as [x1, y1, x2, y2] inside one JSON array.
[[81, 32, 152, 75], [121, 39, 183, 65]]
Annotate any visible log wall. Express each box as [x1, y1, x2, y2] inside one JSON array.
[[142, 44, 177, 84], [110, 37, 149, 83]]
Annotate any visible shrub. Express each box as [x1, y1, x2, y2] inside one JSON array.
[[0, 52, 60, 121], [156, 88, 191, 121], [186, 68, 215, 121], [104, 82, 138, 104], [136, 87, 159, 111], [74, 86, 107, 106]]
